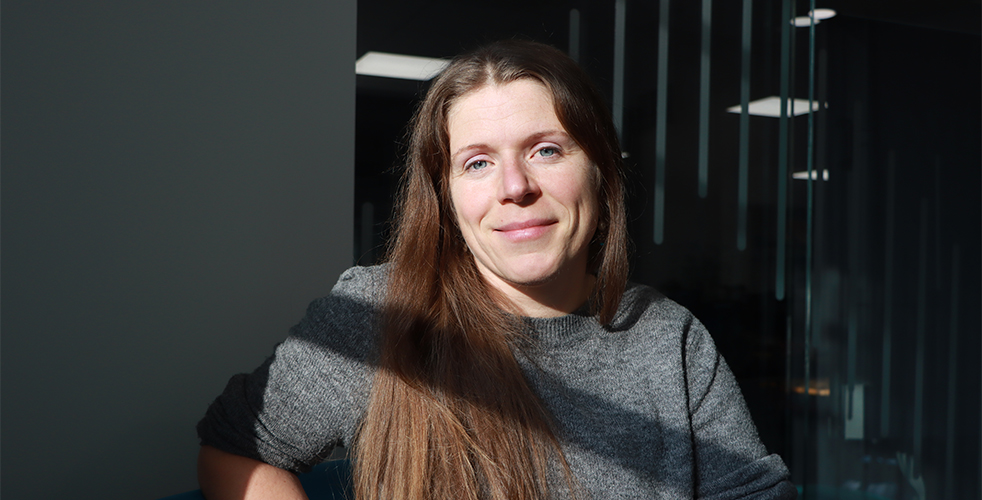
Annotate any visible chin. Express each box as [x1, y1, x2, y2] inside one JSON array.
[[477, 252, 585, 290], [504, 273, 556, 288], [500, 263, 568, 287]]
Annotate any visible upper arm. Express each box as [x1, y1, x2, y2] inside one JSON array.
[[197, 287, 379, 473], [683, 319, 795, 499]]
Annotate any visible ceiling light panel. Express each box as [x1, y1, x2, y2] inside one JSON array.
[[727, 96, 822, 117], [793, 169, 830, 181], [792, 16, 821, 27], [355, 52, 450, 81], [791, 8, 836, 27]]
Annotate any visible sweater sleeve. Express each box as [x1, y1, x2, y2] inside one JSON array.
[[196, 266, 384, 473], [683, 318, 797, 499]]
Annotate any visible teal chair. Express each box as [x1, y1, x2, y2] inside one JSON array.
[[159, 459, 351, 500]]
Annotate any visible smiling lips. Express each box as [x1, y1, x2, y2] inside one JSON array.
[[494, 219, 557, 242]]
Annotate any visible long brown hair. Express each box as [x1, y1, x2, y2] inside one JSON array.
[[354, 39, 629, 500]]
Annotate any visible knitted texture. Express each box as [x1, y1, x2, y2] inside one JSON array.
[[198, 265, 796, 499]]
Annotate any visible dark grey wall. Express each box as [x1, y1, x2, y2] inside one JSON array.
[[1, 2, 356, 498]]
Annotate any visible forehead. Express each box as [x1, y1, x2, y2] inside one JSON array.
[[446, 80, 562, 148]]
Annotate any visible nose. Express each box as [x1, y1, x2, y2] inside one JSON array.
[[497, 157, 540, 204]]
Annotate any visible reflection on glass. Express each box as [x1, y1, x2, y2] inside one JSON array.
[[776, 0, 792, 301], [913, 200, 928, 459], [652, 0, 669, 245], [568, 9, 581, 63], [943, 245, 960, 496], [791, 14, 980, 497], [612, 0, 626, 141], [934, 156, 943, 291], [880, 150, 896, 438], [737, 0, 752, 251], [698, 0, 712, 199]]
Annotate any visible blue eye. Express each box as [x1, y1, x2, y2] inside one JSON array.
[[466, 159, 488, 171], [538, 147, 558, 157]]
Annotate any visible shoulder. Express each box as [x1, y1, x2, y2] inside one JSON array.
[[288, 265, 389, 362], [608, 282, 719, 364], [302, 265, 388, 324], [328, 264, 389, 302], [610, 282, 701, 336]]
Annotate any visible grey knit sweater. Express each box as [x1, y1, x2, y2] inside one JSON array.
[[198, 265, 796, 499]]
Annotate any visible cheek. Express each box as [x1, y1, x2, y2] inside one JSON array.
[[573, 173, 601, 236], [560, 168, 600, 219], [583, 193, 601, 237], [448, 182, 481, 232]]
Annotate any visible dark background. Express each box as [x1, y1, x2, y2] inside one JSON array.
[[352, 1, 980, 498]]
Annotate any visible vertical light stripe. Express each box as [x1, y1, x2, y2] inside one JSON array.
[[913, 199, 929, 459], [846, 102, 865, 423], [568, 9, 581, 63], [613, 0, 626, 141], [654, 0, 670, 244], [784, 313, 793, 429], [697, 0, 712, 199], [803, 0, 816, 417], [776, 0, 791, 301], [737, 0, 752, 251], [944, 246, 961, 497], [934, 156, 943, 290], [847, 299, 857, 418], [881, 150, 896, 437]]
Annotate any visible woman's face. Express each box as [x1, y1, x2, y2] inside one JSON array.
[[446, 79, 599, 315]]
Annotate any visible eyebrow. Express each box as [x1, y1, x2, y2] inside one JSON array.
[[450, 130, 572, 162]]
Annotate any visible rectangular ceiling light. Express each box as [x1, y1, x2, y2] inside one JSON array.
[[793, 169, 829, 181], [355, 51, 450, 81], [727, 96, 822, 117]]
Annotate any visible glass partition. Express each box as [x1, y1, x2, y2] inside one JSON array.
[[353, 1, 981, 497], [789, 11, 981, 499]]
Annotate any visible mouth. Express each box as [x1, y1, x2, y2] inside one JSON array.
[[494, 219, 556, 232], [494, 219, 557, 242]]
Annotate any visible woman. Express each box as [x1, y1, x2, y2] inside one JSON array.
[[197, 40, 796, 499]]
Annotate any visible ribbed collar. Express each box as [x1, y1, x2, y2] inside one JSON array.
[[519, 281, 649, 349], [523, 308, 601, 348]]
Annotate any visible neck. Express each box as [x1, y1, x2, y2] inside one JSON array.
[[492, 270, 596, 318]]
